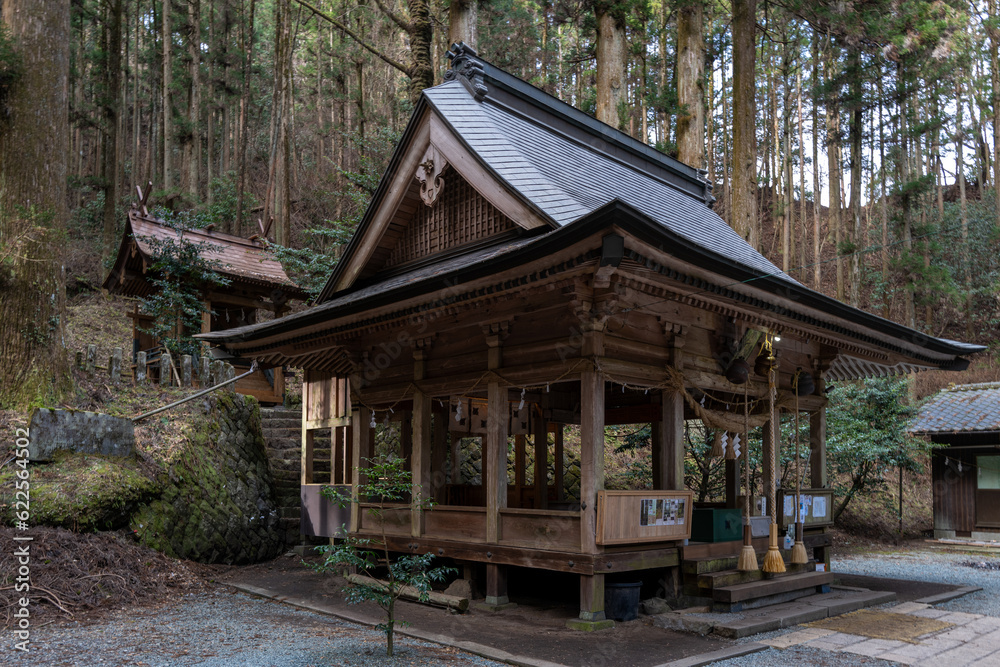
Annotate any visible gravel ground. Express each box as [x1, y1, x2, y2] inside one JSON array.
[[710, 547, 1000, 666], [7, 588, 508, 667], [833, 549, 1000, 617]]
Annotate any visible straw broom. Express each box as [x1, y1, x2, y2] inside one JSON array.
[[762, 340, 785, 574], [790, 370, 808, 565], [737, 381, 758, 571]]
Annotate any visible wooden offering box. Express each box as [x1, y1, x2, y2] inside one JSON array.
[[596, 490, 693, 545]]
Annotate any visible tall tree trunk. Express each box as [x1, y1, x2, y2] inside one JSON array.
[[447, 0, 477, 49], [595, 9, 625, 129], [956, 77, 971, 338], [0, 0, 72, 407], [812, 32, 821, 290], [847, 47, 862, 307], [781, 28, 792, 273], [991, 0, 1000, 229], [271, 0, 292, 245], [897, 63, 915, 329], [163, 0, 174, 191], [101, 0, 124, 263], [184, 0, 201, 200], [407, 0, 433, 106], [731, 0, 758, 248], [824, 35, 844, 301], [879, 76, 889, 318], [234, 0, 255, 234], [797, 61, 806, 277], [676, 0, 704, 168]]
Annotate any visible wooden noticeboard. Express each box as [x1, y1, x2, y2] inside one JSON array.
[[776, 488, 834, 529], [596, 490, 693, 545]]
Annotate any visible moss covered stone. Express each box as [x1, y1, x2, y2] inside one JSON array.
[[130, 393, 283, 564]]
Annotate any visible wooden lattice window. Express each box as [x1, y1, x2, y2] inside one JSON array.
[[384, 174, 516, 268]]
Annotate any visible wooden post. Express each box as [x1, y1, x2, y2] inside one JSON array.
[[579, 574, 606, 621], [485, 563, 510, 607], [431, 409, 447, 503], [181, 354, 193, 387], [350, 405, 373, 533], [136, 351, 147, 383], [579, 367, 605, 554], [110, 347, 122, 385], [159, 350, 172, 386], [485, 326, 508, 544], [725, 459, 740, 509], [554, 425, 565, 502], [533, 413, 548, 510], [810, 368, 827, 488], [411, 350, 432, 537], [86, 344, 97, 375], [514, 434, 525, 506], [401, 411, 413, 470], [302, 429, 315, 484]]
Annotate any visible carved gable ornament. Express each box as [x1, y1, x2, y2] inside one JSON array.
[[415, 145, 448, 207]]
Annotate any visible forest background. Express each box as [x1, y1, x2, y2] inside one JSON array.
[[1, 0, 999, 417]]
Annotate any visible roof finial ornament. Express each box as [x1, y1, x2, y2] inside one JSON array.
[[445, 42, 488, 102]]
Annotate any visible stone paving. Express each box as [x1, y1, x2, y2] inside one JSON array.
[[760, 601, 1000, 666]]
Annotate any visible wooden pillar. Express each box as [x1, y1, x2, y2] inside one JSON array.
[[656, 391, 685, 491], [725, 459, 740, 509], [431, 410, 447, 503], [533, 413, 548, 509], [485, 563, 510, 607], [350, 405, 373, 533], [514, 434, 526, 506], [401, 411, 413, 469], [411, 350, 431, 537], [761, 401, 780, 519], [485, 328, 507, 544], [554, 425, 565, 502], [578, 574, 607, 622], [579, 368, 604, 554], [810, 408, 827, 488], [302, 393, 314, 484]]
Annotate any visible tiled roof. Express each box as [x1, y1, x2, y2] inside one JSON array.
[[911, 383, 1000, 434], [423, 80, 797, 287]]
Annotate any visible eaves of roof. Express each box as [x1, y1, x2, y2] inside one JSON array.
[[198, 200, 983, 368]]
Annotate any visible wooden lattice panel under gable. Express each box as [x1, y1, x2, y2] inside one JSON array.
[[383, 172, 517, 269]]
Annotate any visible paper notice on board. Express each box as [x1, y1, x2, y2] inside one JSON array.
[[784, 496, 794, 517], [812, 496, 827, 519]]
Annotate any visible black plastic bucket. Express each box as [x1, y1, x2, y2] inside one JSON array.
[[604, 582, 642, 622]]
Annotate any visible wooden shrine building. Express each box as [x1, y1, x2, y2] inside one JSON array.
[[911, 383, 1000, 541], [198, 45, 983, 626], [104, 204, 306, 403]]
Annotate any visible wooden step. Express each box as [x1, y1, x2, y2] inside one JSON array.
[[698, 561, 817, 590], [682, 556, 739, 575], [713, 570, 833, 604]]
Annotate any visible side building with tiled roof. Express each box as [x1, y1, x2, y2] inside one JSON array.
[[912, 383, 1000, 540], [103, 206, 306, 403]]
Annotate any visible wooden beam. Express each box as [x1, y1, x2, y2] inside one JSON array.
[[412, 393, 431, 537], [485, 563, 510, 606], [486, 379, 509, 543], [810, 370, 828, 489], [578, 574, 606, 622], [533, 411, 548, 510]]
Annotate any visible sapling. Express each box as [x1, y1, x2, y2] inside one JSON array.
[[310, 455, 454, 657]]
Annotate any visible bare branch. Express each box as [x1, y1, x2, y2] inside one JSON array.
[[292, 0, 411, 76], [371, 0, 411, 34]]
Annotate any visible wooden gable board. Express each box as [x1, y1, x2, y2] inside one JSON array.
[[333, 110, 554, 291]]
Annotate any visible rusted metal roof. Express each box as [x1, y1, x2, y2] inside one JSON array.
[[103, 209, 304, 298], [911, 383, 1000, 435]]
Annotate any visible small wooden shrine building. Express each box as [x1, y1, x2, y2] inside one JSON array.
[[198, 45, 982, 625], [104, 204, 306, 403], [912, 383, 1000, 540]]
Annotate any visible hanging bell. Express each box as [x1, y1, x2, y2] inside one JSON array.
[[795, 371, 815, 396], [725, 358, 750, 384]]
